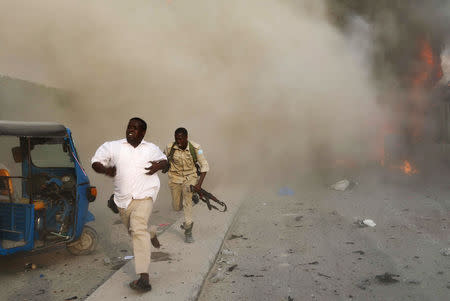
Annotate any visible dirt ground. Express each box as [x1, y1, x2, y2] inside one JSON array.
[[199, 165, 450, 301]]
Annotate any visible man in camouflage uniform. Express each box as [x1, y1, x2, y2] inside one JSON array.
[[164, 127, 209, 243]]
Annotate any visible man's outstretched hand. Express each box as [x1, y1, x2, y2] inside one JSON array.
[[145, 160, 167, 175]]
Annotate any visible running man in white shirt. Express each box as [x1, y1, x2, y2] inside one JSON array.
[[91, 117, 168, 292]]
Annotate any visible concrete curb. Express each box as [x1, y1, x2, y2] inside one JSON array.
[[86, 198, 242, 301]]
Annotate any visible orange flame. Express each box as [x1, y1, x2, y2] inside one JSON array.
[[401, 160, 418, 176], [375, 38, 441, 174], [412, 39, 443, 88]]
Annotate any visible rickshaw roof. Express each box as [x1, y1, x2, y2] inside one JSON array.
[[0, 121, 67, 137]]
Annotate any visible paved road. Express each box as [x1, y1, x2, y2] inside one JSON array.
[[199, 169, 450, 301]]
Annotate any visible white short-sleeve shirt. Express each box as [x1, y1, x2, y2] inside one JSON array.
[[91, 139, 167, 209]]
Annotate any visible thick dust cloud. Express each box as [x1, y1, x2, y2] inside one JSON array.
[[0, 0, 382, 190]]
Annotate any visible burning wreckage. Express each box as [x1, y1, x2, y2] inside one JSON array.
[[328, 0, 449, 175]]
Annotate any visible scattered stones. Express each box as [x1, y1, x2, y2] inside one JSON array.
[[308, 261, 319, 265], [295, 216, 303, 221], [227, 264, 238, 272], [64, 297, 78, 301], [243, 274, 263, 278]]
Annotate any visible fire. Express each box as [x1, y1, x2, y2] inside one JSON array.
[[374, 37, 442, 174], [411, 39, 443, 88], [401, 160, 418, 176]]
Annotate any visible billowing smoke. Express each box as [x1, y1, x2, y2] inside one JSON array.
[[327, 0, 449, 88], [2, 0, 447, 192]]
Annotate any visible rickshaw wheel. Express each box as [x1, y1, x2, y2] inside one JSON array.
[[67, 225, 98, 256]]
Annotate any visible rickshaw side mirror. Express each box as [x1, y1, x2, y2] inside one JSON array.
[[12, 147, 23, 163]]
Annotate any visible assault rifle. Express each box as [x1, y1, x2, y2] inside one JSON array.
[[190, 185, 227, 212]]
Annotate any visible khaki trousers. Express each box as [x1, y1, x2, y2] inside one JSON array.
[[118, 197, 156, 275], [169, 176, 197, 226]]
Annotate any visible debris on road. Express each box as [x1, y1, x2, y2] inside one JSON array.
[[330, 179, 350, 191], [352, 250, 365, 255], [407, 280, 421, 285], [222, 248, 236, 256], [318, 272, 332, 279], [363, 219, 376, 227], [278, 187, 294, 196], [228, 234, 247, 240], [24, 263, 37, 271], [375, 272, 400, 284], [355, 218, 376, 227], [103, 256, 134, 270], [210, 269, 225, 283], [227, 264, 238, 272], [440, 248, 450, 256]]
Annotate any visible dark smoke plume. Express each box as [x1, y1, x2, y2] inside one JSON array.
[[327, 0, 449, 89]]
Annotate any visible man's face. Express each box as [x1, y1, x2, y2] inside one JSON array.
[[126, 120, 146, 146], [175, 133, 188, 150]]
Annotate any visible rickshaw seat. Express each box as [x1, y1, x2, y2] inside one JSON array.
[[0, 169, 13, 197]]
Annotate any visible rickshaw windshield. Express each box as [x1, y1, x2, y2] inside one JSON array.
[[29, 138, 74, 168]]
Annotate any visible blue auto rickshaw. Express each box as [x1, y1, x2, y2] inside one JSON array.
[[0, 121, 98, 256]]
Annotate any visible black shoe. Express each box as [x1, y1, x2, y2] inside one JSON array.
[[129, 279, 152, 292]]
